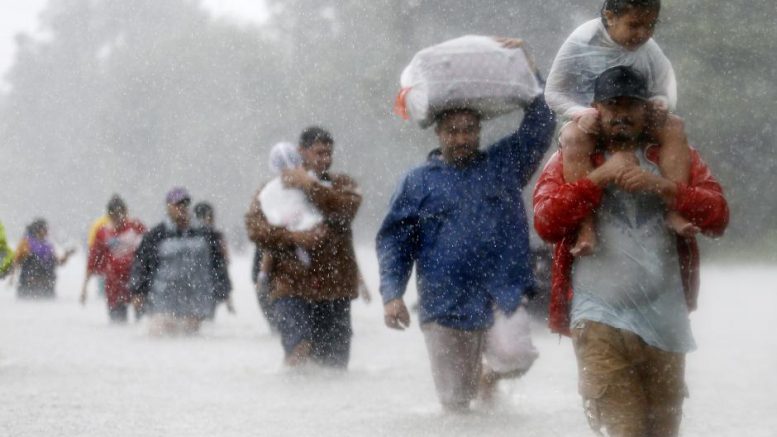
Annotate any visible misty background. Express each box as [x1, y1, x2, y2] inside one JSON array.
[[1, 0, 774, 258]]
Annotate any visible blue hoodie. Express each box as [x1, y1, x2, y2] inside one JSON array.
[[376, 96, 556, 331]]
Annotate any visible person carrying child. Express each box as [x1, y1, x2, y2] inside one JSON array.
[[545, 0, 697, 256], [246, 128, 362, 368]]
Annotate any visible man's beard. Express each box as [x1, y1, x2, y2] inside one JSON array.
[[607, 119, 639, 143], [612, 130, 637, 143]]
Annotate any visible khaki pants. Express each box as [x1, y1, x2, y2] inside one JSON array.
[[572, 321, 687, 437], [421, 322, 485, 411]]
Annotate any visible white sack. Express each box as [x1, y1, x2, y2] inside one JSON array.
[[483, 306, 539, 374], [545, 18, 677, 119], [399, 35, 542, 128]]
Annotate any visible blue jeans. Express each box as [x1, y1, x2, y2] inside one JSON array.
[[274, 297, 352, 368]]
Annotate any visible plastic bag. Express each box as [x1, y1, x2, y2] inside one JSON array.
[[545, 18, 677, 119], [259, 142, 322, 232], [396, 35, 542, 128], [483, 306, 539, 374], [268, 141, 302, 174]]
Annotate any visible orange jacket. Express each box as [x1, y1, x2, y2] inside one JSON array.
[[533, 145, 729, 335]]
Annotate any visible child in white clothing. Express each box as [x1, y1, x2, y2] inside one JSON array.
[[546, 0, 697, 256]]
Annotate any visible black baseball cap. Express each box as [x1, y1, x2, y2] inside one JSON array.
[[593, 66, 649, 103]]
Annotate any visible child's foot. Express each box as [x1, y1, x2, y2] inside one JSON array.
[[666, 212, 700, 238], [571, 221, 597, 257]]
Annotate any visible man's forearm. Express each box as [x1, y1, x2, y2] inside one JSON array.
[[304, 182, 361, 220]]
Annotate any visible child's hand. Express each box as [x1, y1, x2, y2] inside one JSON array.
[[649, 97, 669, 127], [576, 110, 600, 135]]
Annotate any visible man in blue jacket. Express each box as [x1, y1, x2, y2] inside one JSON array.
[[376, 82, 555, 411]]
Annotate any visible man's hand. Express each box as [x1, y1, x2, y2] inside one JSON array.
[[587, 150, 638, 187], [494, 37, 540, 76], [383, 298, 410, 330], [495, 37, 524, 49], [617, 166, 672, 194], [358, 278, 372, 304], [291, 225, 327, 251], [282, 168, 315, 190]]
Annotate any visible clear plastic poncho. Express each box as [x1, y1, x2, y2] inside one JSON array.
[[545, 18, 677, 119]]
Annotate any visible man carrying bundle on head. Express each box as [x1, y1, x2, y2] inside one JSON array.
[[378, 36, 556, 412]]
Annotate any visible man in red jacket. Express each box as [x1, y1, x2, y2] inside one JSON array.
[[533, 66, 728, 437], [81, 195, 146, 322]]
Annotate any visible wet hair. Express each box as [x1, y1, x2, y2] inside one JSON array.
[[601, 0, 661, 26], [27, 218, 47, 236], [106, 194, 127, 214], [299, 126, 333, 149], [193, 202, 214, 221]]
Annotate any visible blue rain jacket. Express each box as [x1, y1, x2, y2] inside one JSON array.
[[376, 96, 556, 331]]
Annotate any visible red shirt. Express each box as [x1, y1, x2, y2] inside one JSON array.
[[87, 219, 146, 305]]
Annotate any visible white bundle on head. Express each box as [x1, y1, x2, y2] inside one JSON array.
[[398, 35, 543, 128], [268, 141, 302, 174]]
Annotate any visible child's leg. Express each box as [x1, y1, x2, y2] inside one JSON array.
[[561, 122, 596, 183], [655, 115, 699, 237], [561, 123, 598, 256]]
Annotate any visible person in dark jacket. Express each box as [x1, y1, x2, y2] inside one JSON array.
[[14, 218, 74, 298], [194, 201, 234, 319], [376, 63, 556, 410], [130, 188, 231, 335]]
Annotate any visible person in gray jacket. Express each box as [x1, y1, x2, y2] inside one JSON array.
[[130, 188, 231, 335]]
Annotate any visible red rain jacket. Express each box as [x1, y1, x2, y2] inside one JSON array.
[[87, 219, 146, 308], [533, 145, 729, 336]]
